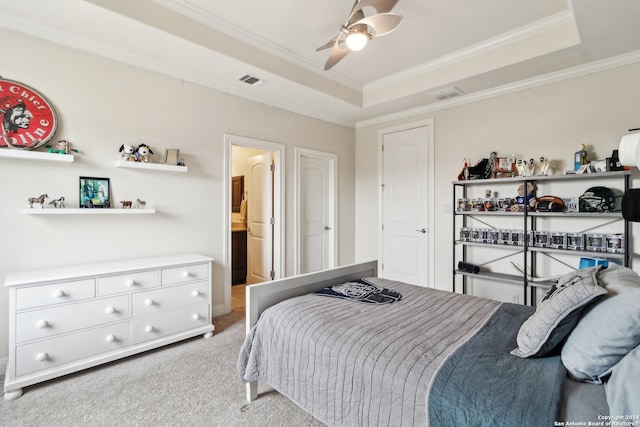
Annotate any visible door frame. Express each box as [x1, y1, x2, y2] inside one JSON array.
[[224, 134, 285, 311], [377, 118, 435, 286], [294, 147, 338, 275]]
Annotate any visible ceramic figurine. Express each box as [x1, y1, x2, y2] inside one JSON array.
[[120, 200, 132, 209], [48, 196, 65, 208], [27, 194, 48, 208]]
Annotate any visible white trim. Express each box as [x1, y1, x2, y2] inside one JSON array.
[[366, 9, 576, 90], [377, 118, 436, 287], [224, 134, 286, 295], [357, 49, 640, 128], [294, 147, 339, 275]]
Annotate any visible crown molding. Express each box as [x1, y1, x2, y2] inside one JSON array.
[[356, 49, 640, 129], [365, 9, 577, 93]]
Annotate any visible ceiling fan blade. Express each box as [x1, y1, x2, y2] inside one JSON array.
[[349, 12, 402, 37], [316, 35, 339, 51], [324, 40, 350, 70], [348, 0, 399, 22]]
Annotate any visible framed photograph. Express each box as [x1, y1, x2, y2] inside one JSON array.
[[79, 176, 111, 208], [165, 148, 180, 165]]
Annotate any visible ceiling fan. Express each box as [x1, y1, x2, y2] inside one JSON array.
[[317, 0, 403, 70]]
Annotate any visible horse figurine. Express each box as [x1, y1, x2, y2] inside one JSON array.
[[49, 196, 65, 208], [28, 194, 48, 208]]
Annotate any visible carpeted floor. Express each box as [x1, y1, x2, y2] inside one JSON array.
[[0, 286, 325, 427]]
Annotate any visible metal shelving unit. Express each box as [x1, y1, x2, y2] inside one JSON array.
[[453, 170, 630, 305]]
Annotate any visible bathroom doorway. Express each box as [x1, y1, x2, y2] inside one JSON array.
[[225, 135, 284, 297]]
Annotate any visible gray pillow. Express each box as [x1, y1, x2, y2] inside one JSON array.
[[561, 263, 640, 383], [511, 266, 606, 358], [605, 343, 640, 417]]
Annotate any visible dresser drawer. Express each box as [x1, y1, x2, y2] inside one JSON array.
[[98, 270, 159, 296], [16, 279, 95, 310], [16, 296, 130, 343], [15, 322, 130, 377], [161, 263, 209, 286], [132, 281, 210, 316], [131, 303, 210, 344]]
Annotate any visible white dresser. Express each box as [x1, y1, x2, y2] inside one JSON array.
[[3, 253, 214, 400]]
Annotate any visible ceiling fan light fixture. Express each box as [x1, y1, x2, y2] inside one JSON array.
[[345, 31, 369, 51]]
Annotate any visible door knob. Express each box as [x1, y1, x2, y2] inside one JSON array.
[[324, 226, 332, 230], [416, 228, 427, 234]]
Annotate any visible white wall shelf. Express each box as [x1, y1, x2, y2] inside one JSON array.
[[114, 160, 187, 172], [21, 208, 156, 215], [0, 149, 74, 163]]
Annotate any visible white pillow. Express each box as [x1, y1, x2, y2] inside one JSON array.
[[561, 263, 640, 383], [605, 343, 640, 417], [511, 267, 606, 358]]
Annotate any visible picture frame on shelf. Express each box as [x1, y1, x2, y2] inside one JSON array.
[[79, 176, 111, 208], [165, 148, 179, 165]]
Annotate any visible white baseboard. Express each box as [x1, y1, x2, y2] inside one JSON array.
[[0, 356, 7, 381]]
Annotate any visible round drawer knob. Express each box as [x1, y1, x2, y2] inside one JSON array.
[[53, 289, 65, 298], [192, 314, 200, 321], [191, 290, 200, 297], [105, 306, 116, 314], [106, 334, 116, 343], [182, 271, 191, 278], [36, 352, 48, 362], [145, 325, 154, 333], [36, 320, 49, 329], [145, 299, 154, 306], [125, 279, 136, 287]]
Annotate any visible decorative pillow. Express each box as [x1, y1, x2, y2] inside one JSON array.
[[511, 266, 607, 358], [604, 343, 640, 417], [561, 263, 640, 383]]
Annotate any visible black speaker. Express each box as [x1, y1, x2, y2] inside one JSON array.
[[622, 189, 640, 222]]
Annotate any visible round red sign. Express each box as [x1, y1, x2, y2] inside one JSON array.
[[0, 78, 58, 149]]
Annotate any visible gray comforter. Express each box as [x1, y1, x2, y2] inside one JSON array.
[[238, 278, 564, 426]]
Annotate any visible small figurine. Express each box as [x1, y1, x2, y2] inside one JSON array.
[[49, 196, 65, 208], [119, 144, 136, 161], [526, 158, 536, 176], [120, 200, 132, 209], [135, 198, 146, 209], [46, 139, 78, 155], [516, 159, 525, 176], [27, 194, 48, 208], [135, 144, 154, 163], [538, 157, 550, 175]]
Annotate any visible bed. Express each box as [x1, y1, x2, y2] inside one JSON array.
[[238, 260, 639, 426]]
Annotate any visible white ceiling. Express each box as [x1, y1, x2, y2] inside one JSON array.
[[1, 0, 640, 127]]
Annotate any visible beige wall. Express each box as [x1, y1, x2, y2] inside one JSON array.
[[356, 63, 640, 298], [0, 30, 356, 361]]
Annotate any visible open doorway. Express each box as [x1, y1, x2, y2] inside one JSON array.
[[224, 135, 284, 311]]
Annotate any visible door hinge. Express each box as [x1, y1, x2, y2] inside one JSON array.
[[270, 217, 275, 225], [270, 164, 275, 172], [270, 270, 275, 280]]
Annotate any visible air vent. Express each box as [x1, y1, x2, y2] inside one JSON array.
[[428, 86, 465, 101], [238, 74, 265, 87]]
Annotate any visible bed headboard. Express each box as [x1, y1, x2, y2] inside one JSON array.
[[245, 260, 378, 334]]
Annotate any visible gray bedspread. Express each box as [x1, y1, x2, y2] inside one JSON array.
[[238, 278, 565, 426], [238, 278, 565, 427]]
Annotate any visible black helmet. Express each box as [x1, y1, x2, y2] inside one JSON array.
[[579, 186, 618, 212]]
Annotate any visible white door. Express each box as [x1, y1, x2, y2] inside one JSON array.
[[381, 126, 430, 286], [298, 150, 336, 273], [246, 152, 273, 284]]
